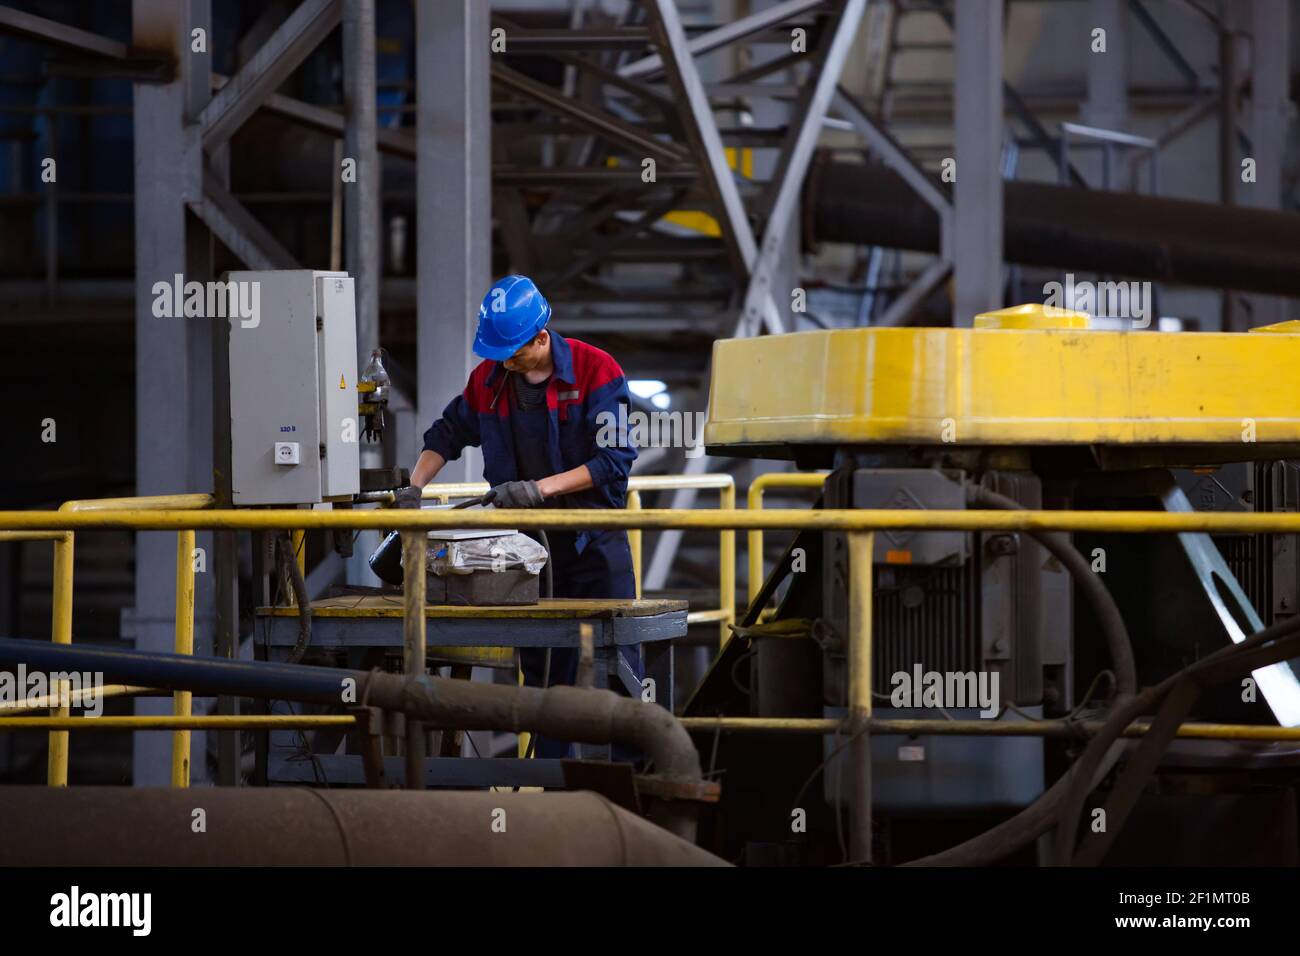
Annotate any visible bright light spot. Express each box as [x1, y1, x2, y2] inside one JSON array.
[[651, 392, 671, 410], [628, 379, 667, 399]]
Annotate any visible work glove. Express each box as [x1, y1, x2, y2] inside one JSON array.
[[392, 485, 424, 510], [489, 480, 545, 509]]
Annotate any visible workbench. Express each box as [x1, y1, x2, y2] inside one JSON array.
[[254, 596, 688, 788]]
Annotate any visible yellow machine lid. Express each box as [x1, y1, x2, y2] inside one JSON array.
[[705, 315, 1300, 451]]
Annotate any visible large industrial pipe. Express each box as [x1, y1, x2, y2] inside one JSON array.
[[0, 787, 728, 866], [805, 154, 1300, 298], [0, 637, 704, 837]]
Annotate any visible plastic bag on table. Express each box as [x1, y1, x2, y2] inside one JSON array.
[[425, 532, 548, 576]]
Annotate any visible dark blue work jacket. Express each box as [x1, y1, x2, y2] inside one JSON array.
[[422, 333, 638, 558]]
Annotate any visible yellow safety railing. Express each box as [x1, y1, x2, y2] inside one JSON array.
[[14, 500, 1300, 847], [747, 472, 830, 606], [0, 529, 73, 785], [418, 475, 737, 644], [24, 494, 215, 788]]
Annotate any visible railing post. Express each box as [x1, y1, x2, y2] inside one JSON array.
[[171, 529, 196, 788], [847, 530, 874, 863], [47, 532, 74, 786], [747, 481, 765, 607], [626, 490, 643, 599], [719, 480, 735, 646], [401, 529, 427, 789]]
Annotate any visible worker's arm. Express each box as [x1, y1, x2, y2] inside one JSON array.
[[420, 380, 483, 476], [538, 464, 594, 498], [410, 449, 446, 488]]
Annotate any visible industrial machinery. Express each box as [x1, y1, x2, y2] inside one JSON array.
[[696, 305, 1300, 865]]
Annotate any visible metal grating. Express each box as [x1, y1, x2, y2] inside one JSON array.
[[872, 560, 980, 698]]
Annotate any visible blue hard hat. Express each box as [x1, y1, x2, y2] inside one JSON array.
[[473, 275, 552, 360]]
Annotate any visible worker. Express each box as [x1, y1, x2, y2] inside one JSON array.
[[407, 275, 639, 757]]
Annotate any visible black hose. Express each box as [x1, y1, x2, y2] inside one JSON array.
[[1054, 607, 1300, 865], [276, 531, 312, 665], [902, 484, 1138, 866]]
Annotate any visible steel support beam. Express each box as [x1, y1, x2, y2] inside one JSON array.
[[198, 0, 342, 153], [643, 0, 779, 329], [1246, 0, 1291, 328], [492, 62, 690, 165], [343, 0, 380, 372], [830, 88, 951, 218], [739, 0, 866, 337], [190, 172, 300, 270], [0, 4, 129, 60], [1083, 0, 1129, 134], [621, 0, 824, 80], [952, 0, 1003, 326], [131, 0, 211, 786], [417, 0, 489, 483]]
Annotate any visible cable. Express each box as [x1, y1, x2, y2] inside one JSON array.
[[898, 484, 1139, 867], [275, 531, 312, 665]]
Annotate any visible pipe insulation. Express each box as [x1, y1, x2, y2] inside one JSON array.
[[0, 787, 729, 866], [805, 155, 1300, 298]]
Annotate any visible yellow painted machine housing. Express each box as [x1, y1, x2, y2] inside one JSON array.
[[704, 308, 1300, 453]]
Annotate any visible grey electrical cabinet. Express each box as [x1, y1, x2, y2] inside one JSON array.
[[227, 270, 360, 506]]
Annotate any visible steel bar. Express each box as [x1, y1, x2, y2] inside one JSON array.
[[830, 88, 950, 216], [0, 5, 129, 60], [190, 172, 300, 270], [198, 0, 343, 152], [621, 0, 824, 80], [643, 0, 756, 273], [343, 0, 380, 368], [492, 62, 690, 165], [1128, 0, 1201, 90]]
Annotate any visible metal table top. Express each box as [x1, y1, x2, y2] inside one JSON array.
[[255, 597, 689, 648]]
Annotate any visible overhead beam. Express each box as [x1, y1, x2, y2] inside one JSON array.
[[492, 62, 690, 165], [212, 75, 417, 159], [198, 0, 342, 152], [0, 4, 129, 60], [621, 0, 825, 80]]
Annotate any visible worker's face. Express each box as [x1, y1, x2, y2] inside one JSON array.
[[503, 331, 549, 373]]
